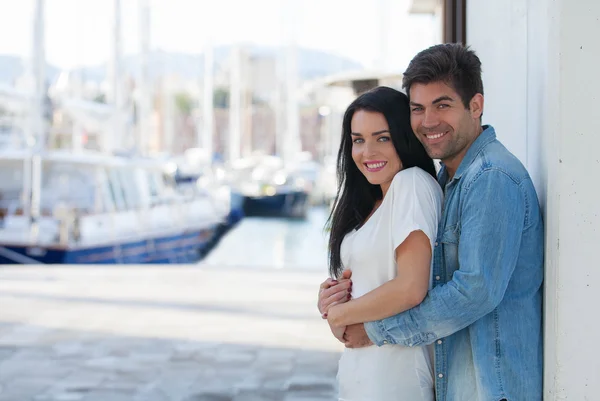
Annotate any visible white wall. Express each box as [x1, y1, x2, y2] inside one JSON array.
[[467, 0, 529, 172], [467, 0, 600, 399]]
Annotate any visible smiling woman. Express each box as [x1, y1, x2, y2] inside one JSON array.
[[322, 86, 443, 400], [326, 86, 436, 279]]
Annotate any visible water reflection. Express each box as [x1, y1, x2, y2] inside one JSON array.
[[201, 206, 330, 270]]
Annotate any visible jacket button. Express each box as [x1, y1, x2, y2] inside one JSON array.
[[438, 373, 444, 378]]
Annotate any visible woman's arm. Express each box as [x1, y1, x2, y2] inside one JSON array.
[[327, 230, 431, 328]]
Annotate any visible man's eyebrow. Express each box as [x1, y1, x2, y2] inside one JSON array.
[[432, 95, 455, 104], [410, 96, 455, 107]]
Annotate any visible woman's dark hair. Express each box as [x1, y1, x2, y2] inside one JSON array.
[[326, 86, 436, 278], [402, 43, 483, 109]]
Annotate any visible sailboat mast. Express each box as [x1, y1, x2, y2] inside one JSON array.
[[283, 0, 299, 164], [107, 0, 123, 153], [138, 0, 152, 156], [27, 0, 47, 243], [228, 47, 242, 162], [202, 39, 214, 160]]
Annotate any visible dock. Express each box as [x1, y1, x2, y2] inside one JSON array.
[[0, 265, 342, 401]]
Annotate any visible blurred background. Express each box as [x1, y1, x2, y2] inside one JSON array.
[[0, 3, 444, 399], [0, 0, 442, 267]]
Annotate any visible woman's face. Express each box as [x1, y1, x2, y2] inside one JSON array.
[[350, 109, 402, 196]]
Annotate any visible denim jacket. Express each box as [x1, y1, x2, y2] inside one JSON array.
[[365, 126, 544, 401]]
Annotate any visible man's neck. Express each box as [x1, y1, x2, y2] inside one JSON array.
[[443, 125, 485, 180]]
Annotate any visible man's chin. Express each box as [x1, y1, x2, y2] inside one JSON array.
[[424, 147, 447, 160]]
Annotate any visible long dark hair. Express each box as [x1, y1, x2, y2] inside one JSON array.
[[326, 86, 436, 278]]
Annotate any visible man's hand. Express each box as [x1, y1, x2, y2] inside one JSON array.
[[318, 269, 352, 317], [343, 323, 373, 348], [327, 318, 346, 343]]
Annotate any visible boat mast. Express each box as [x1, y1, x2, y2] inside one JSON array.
[[27, 0, 47, 243], [138, 0, 152, 156], [283, 0, 300, 164], [201, 38, 214, 161], [228, 46, 242, 162], [107, 0, 124, 153]]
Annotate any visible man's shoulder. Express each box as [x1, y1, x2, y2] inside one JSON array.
[[462, 139, 532, 187]]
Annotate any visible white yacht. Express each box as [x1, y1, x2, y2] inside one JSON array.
[[0, 149, 230, 264]]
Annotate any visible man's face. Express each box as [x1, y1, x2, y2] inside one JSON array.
[[408, 81, 483, 170]]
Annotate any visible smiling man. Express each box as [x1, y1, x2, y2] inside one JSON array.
[[318, 44, 544, 401]]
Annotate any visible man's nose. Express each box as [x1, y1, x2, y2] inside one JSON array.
[[422, 109, 440, 128]]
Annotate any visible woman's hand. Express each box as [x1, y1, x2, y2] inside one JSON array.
[[318, 270, 352, 317]]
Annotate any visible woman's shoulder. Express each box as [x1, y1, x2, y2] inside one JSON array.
[[391, 167, 440, 192]]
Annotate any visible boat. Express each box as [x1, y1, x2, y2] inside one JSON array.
[[229, 155, 311, 219], [167, 152, 245, 247], [0, 149, 229, 264]]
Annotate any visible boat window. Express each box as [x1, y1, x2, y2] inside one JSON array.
[[117, 168, 143, 209], [133, 168, 152, 208], [96, 167, 116, 213], [106, 168, 128, 211], [147, 170, 162, 204], [0, 160, 24, 217], [41, 161, 97, 215]]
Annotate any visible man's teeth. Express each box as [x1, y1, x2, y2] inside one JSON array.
[[366, 162, 386, 169], [426, 132, 446, 139]]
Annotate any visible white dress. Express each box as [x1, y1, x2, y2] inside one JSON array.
[[337, 167, 443, 401]]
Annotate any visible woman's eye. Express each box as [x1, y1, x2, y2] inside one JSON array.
[[352, 138, 364, 144], [378, 136, 390, 142]]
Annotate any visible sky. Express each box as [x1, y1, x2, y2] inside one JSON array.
[[0, 0, 438, 72]]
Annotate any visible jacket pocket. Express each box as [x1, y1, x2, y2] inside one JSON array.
[[440, 224, 460, 272]]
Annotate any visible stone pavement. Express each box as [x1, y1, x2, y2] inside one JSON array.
[[0, 266, 343, 401]]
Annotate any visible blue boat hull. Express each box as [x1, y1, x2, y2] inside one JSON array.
[[0, 227, 219, 265], [242, 191, 309, 218], [227, 191, 245, 226]]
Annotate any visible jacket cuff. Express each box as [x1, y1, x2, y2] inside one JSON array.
[[364, 320, 394, 346]]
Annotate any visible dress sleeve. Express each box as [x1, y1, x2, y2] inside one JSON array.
[[390, 169, 442, 251]]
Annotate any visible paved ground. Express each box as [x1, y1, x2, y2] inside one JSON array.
[[0, 266, 342, 401]]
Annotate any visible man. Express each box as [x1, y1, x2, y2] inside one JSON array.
[[318, 43, 544, 401]]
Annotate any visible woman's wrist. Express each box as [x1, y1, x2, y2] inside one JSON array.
[[327, 302, 350, 327]]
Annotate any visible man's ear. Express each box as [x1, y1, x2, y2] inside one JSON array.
[[469, 93, 484, 120]]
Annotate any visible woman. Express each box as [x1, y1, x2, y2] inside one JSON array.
[[323, 86, 443, 400]]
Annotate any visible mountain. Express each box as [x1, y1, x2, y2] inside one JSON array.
[[0, 46, 363, 85], [0, 55, 61, 85]]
